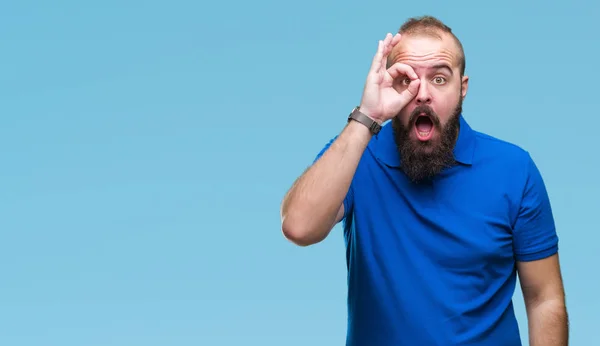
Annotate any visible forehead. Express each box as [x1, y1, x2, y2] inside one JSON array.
[[389, 33, 460, 71]]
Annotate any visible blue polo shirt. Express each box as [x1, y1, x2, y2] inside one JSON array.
[[313, 114, 558, 345]]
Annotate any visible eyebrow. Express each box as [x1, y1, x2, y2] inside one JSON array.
[[432, 63, 453, 75]]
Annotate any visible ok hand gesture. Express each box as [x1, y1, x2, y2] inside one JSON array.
[[359, 33, 421, 123]]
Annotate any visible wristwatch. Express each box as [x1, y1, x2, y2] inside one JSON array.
[[348, 106, 382, 135]]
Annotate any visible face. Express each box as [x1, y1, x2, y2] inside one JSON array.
[[388, 32, 469, 183]]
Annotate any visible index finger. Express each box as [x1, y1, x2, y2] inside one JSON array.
[[387, 62, 418, 81]]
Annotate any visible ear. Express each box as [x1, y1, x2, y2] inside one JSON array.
[[461, 75, 469, 100]]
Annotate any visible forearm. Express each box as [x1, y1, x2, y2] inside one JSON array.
[[281, 120, 372, 245], [527, 298, 568, 346]]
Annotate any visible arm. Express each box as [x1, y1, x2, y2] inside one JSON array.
[[512, 153, 568, 345], [517, 254, 568, 346], [280, 32, 420, 246], [280, 120, 371, 246]]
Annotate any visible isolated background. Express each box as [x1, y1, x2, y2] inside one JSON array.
[[1, 0, 597, 345]]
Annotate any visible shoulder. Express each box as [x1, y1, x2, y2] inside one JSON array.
[[470, 129, 545, 199], [472, 129, 534, 168]]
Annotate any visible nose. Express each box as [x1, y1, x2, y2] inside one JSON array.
[[415, 81, 432, 105]]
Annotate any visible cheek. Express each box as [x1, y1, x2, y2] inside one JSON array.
[[435, 92, 461, 121]]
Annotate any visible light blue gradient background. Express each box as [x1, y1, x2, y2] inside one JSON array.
[[1, 1, 597, 345]]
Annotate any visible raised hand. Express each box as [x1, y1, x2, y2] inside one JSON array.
[[358, 33, 421, 123]]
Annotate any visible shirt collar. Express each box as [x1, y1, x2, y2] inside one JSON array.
[[373, 114, 476, 167]]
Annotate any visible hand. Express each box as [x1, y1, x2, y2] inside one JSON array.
[[359, 33, 421, 123]]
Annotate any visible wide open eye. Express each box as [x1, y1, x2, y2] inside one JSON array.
[[433, 76, 446, 85]]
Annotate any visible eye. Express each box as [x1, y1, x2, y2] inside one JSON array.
[[401, 77, 411, 85], [433, 76, 446, 84]]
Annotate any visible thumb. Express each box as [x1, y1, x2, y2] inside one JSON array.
[[406, 78, 421, 97], [391, 79, 420, 110]]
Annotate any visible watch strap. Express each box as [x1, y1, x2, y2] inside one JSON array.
[[348, 107, 381, 135]]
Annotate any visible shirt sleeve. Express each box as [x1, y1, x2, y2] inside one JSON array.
[[512, 153, 559, 262], [313, 136, 355, 223]]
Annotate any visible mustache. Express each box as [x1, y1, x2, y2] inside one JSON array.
[[409, 105, 441, 126]]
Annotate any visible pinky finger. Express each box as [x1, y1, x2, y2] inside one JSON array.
[[369, 40, 384, 74]]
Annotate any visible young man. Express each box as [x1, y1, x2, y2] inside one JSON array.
[[280, 16, 568, 346]]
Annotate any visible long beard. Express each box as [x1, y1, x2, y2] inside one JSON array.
[[392, 99, 462, 184]]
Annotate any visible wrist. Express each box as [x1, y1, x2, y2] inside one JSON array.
[[357, 106, 383, 125], [345, 119, 375, 145], [348, 106, 383, 135]]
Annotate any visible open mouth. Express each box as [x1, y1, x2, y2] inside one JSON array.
[[414, 113, 435, 141]]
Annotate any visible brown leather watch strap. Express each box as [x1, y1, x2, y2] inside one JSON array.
[[347, 107, 382, 135]]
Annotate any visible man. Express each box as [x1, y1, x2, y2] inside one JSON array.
[[280, 16, 569, 345]]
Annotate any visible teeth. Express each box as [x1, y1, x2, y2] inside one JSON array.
[[418, 131, 430, 136]]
